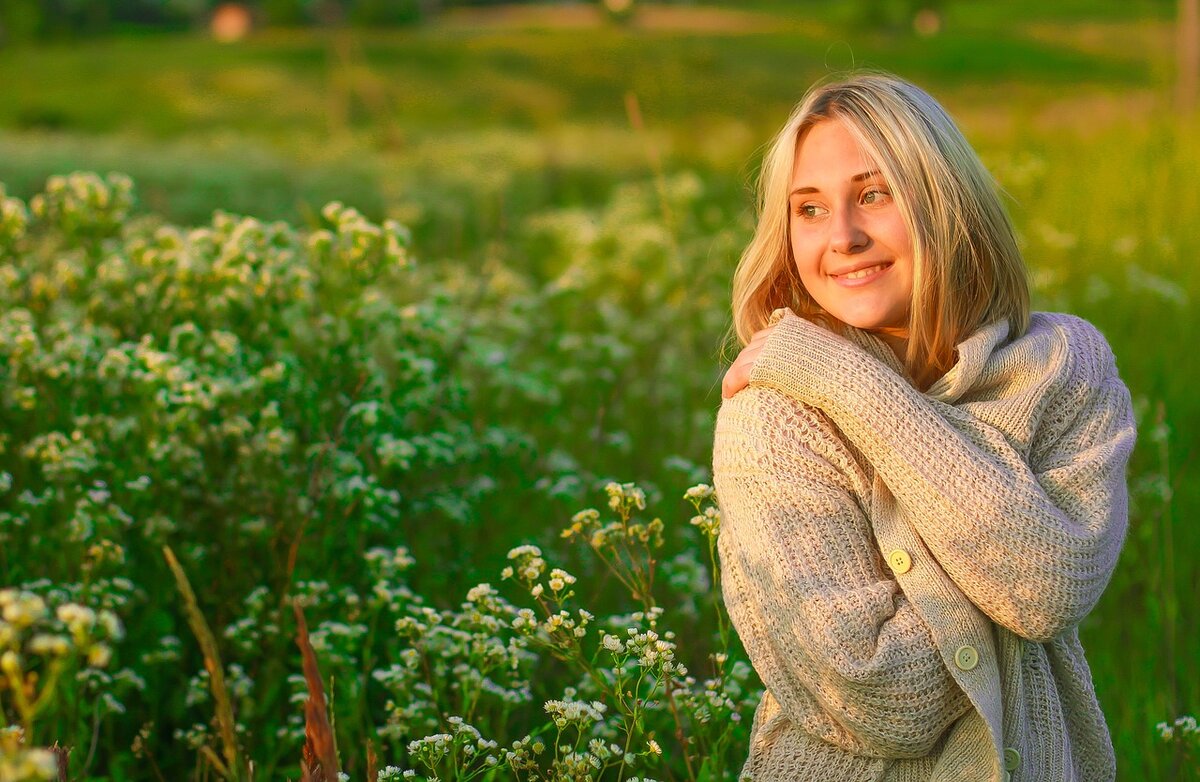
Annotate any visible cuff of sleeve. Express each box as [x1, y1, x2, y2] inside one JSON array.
[[748, 308, 855, 408]]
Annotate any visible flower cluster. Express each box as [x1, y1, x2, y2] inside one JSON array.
[[560, 483, 665, 610], [0, 588, 124, 748], [1155, 713, 1199, 772], [366, 476, 758, 781], [0, 726, 57, 782], [1157, 714, 1199, 745], [544, 697, 607, 729], [308, 201, 412, 283], [684, 484, 720, 538], [29, 172, 134, 242], [0, 184, 28, 257], [405, 716, 500, 780]]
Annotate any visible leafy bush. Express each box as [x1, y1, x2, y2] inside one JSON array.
[[0, 173, 757, 780]]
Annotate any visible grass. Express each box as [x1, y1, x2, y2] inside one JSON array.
[[0, 2, 1196, 778]]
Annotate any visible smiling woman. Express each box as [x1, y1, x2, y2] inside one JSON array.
[[714, 73, 1136, 782]]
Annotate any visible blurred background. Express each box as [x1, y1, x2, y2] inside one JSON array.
[[0, 0, 1196, 779]]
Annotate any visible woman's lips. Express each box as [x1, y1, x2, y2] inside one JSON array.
[[830, 262, 892, 287]]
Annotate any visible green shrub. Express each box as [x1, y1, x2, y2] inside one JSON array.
[[0, 172, 758, 780]]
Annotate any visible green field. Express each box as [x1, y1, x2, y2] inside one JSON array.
[[0, 2, 1196, 779]]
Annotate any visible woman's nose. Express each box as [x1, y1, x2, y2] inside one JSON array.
[[829, 208, 869, 255]]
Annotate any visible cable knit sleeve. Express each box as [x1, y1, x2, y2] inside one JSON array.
[[747, 311, 1136, 643], [713, 387, 970, 758]]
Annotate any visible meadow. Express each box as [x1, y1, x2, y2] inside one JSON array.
[[0, 1, 1197, 779]]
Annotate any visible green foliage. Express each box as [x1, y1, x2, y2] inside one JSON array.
[[0, 172, 759, 780], [0, 5, 1197, 778]]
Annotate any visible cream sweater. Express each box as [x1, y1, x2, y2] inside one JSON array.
[[712, 309, 1136, 782]]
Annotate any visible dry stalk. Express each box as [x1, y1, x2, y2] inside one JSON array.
[[163, 545, 247, 781], [294, 601, 340, 781], [366, 739, 378, 782], [50, 742, 68, 782]]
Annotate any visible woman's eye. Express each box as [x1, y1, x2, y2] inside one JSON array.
[[795, 204, 826, 219], [862, 188, 890, 205]]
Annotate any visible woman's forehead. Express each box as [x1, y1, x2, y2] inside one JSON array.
[[791, 120, 880, 185]]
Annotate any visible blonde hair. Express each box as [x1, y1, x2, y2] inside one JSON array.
[[731, 72, 1030, 388]]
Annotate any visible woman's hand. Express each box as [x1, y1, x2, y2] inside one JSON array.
[[722, 324, 776, 399]]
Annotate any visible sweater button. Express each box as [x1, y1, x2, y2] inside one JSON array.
[[887, 548, 912, 574], [1004, 747, 1021, 770], [954, 645, 979, 671]]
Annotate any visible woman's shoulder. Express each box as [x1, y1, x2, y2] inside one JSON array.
[[1027, 311, 1110, 345], [1023, 311, 1121, 384], [714, 387, 867, 492]]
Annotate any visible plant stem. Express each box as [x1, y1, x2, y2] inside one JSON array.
[[164, 545, 246, 781]]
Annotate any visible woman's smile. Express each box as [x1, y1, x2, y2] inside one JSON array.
[[829, 260, 894, 285]]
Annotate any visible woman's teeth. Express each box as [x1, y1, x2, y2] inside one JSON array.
[[839, 263, 887, 280]]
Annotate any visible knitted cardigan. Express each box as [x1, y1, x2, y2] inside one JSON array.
[[712, 309, 1136, 782]]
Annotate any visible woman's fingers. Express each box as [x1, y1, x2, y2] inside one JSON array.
[[722, 325, 775, 399], [721, 363, 746, 399], [750, 326, 775, 343]]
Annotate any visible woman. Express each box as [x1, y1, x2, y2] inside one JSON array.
[[713, 73, 1136, 781]]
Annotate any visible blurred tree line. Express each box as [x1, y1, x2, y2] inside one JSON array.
[[0, 0, 539, 42]]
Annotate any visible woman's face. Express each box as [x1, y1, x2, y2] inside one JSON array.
[[788, 118, 914, 345]]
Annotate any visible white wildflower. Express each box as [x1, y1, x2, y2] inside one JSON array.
[[466, 584, 497, 602]]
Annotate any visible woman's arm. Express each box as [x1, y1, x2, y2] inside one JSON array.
[[714, 387, 970, 758], [746, 310, 1136, 643]]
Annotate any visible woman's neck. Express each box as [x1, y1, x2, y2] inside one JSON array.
[[873, 329, 909, 365]]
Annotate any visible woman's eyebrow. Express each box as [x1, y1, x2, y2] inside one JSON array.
[[788, 171, 883, 199]]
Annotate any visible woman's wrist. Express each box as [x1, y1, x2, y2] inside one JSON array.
[[748, 309, 856, 410]]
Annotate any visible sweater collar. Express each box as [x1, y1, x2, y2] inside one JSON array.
[[843, 318, 1012, 404]]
